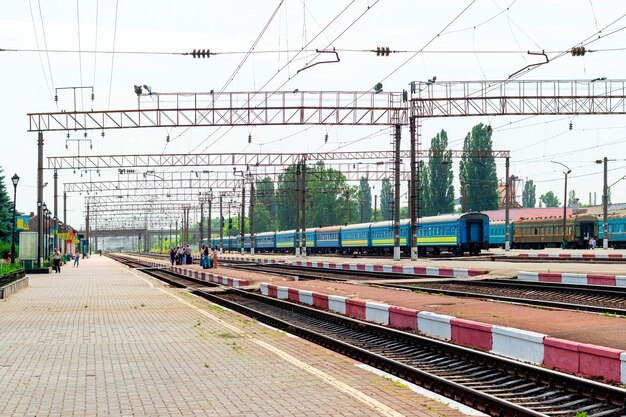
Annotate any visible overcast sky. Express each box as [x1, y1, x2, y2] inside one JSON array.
[[1, 0, 626, 229]]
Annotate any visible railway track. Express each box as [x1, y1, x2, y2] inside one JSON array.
[[111, 254, 626, 416], [219, 260, 626, 315], [376, 280, 626, 316], [488, 255, 626, 264]]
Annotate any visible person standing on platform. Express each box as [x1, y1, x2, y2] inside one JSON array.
[[53, 249, 61, 273], [185, 244, 192, 264], [212, 245, 219, 269], [73, 250, 80, 267], [169, 248, 175, 265]]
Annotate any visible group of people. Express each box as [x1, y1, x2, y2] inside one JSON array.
[[168, 244, 219, 269], [51, 248, 81, 273], [170, 244, 193, 265]]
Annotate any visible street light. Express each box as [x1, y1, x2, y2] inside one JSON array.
[[551, 161, 571, 246], [10, 174, 19, 264]]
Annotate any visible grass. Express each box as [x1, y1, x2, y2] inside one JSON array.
[[0, 262, 23, 276], [576, 412, 588, 417]]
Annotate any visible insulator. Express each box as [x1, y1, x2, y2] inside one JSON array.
[[325, 133, 328, 143], [248, 134, 252, 144]]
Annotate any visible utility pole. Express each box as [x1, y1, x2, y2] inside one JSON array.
[[219, 194, 224, 253], [393, 124, 401, 261], [504, 156, 511, 251], [409, 116, 418, 260], [37, 132, 44, 268], [250, 182, 255, 255], [53, 170, 58, 250], [199, 202, 204, 250], [301, 160, 307, 256], [603, 156, 609, 249], [63, 191, 67, 255], [241, 185, 246, 255], [86, 203, 90, 257], [208, 197, 212, 249], [374, 194, 378, 221], [345, 189, 350, 225], [175, 219, 178, 247], [294, 164, 301, 256]]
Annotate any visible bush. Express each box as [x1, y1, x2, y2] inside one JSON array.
[[0, 262, 22, 276], [0, 241, 18, 261]]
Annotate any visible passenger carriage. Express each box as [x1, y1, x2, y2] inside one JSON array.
[[315, 225, 341, 254], [513, 214, 598, 249]]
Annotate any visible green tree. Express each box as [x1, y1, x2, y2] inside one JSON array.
[[0, 168, 13, 243], [380, 178, 393, 220], [522, 180, 536, 208], [358, 178, 372, 222], [540, 191, 560, 207], [427, 130, 454, 215], [568, 189, 577, 207], [252, 200, 273, 232], [255, 177, 275, 218], [306, 162, 353, 227], [460, 124, 498, 211], [418, 161, 431, 216]]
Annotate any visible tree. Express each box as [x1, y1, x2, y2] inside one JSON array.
[[460, 124, 498, 211], [0, 168, 13, 243], [568, 189, 577, 207], [252, 201, 273, 232], [380, 178, 393, 220], [358, 178, 372, 222], [418, 161, 431, 216], [426, 130, 454, 215], [255, 177, 275, 214], [540, 191, 560, 207], [522, 180, 536, 208]]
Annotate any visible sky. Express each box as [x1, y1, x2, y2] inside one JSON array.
[[1, 0, 626, 230]]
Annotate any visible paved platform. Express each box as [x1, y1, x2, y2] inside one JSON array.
[[0, 256, 471, 417]]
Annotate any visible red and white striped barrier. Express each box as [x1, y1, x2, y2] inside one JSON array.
[[170, 266, 250, 287], [218, 255, 285, 264], [513, 252, 626, 259], [290, 260, 487, 278], [259, 282, 626, 384], [518, 271, 626, 287]]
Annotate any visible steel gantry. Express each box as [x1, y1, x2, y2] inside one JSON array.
[[29, 79, 626, 264]]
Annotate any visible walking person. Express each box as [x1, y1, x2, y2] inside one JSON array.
[[53, 248, 61, 273], [202, 245, 211, 269], [176, 246, 183, 265], [73, 250, 80, 267]]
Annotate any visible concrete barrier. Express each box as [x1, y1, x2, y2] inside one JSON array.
[[259, 283, 269, 296], [450, 318, 492, 351], [365, 301, 389, 325], [312, 293, 329, 310], [389, 306, 418, 330], [544, 337, 580, 374], [491, 325, 545, 364], [345, 299, 366, 320], [328, 295, 347, 315], [276, 286, 289, 300], [298, 290, 314, 306], [417, 311, 452, 341], [621, 352, 626, 385], [517, 271, 539, 282], [579, 343, 622, 383]]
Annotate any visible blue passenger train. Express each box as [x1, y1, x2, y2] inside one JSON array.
[[206, 212, 489, 256]]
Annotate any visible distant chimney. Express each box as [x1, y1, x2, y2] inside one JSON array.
[[594, 192, 597, 206], [589, 192, 592, 206]]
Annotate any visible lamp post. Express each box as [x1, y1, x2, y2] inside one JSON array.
[[42, 203, 48, 260], [10, 174, 19, 264], [551, 161, 571, 246]]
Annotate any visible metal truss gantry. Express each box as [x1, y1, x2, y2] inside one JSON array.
[[29, 79, 626, 264]]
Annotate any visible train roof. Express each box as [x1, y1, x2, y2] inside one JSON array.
[[515, 214, 599, 224], [304, 227, 319, 233], [341, 222, 373, 231], [316, 225, 342, 232], [275, 229, 296, 236], [370, 219, 410, 229], [255, 231, 275, 237]]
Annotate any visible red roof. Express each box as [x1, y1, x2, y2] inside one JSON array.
[[481, 208, 573, 222]]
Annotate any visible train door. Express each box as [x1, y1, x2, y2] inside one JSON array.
[[579, 222, 595, 241], [467, 220, 483, 243]]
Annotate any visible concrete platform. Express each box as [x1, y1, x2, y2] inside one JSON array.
[[0, 256, 471, 417]]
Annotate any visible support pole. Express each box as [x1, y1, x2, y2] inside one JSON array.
[[53, 170, 58, 250], [250, 183, 255, 256], [85, 203, 90, 257], [208, 198, 212, 250], [294, 164, 301, 256], [603, 157, 609, 249], [393, 124, 401, 261], [219, 194, 224, 253], [37, 132, 44, 268], [301, 159, 307, 256], [409, 117, 418, 260], [199, 202, 204, 250], [504, 157, 511, 251], [562, 173, 568, 246], [63, 191, 67, 255], [241, 185, 246, 255]]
